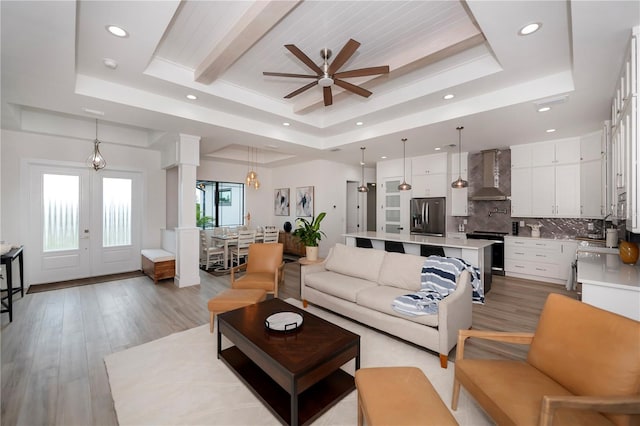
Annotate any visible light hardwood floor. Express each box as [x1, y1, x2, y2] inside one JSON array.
[[1, 263, 574, 425]]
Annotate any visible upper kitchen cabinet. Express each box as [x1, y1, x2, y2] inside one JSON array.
[[610, 26, 638, 232], [531, 138, 581, 166], [450, 152, 469, 216], [411, 153, 447, 198], [580, 131, 605, 218], [512, 141, 581, 218]]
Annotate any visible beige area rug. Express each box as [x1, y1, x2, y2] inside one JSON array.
[[104, 299, 492, 425]]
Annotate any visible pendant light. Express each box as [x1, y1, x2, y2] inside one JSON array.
[[398, 138, 412, 191], [87, 119, 106, 171], [451, 126, 468, 188], [357, 147, 369, 193], [245, 147, 260, 189]]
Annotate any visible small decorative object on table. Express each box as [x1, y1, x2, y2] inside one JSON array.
[[283, 221, 292, 233], [618, 240, 639, 265], [265, 311, 303, 332]]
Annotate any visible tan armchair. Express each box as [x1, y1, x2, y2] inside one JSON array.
[[231, 243, 284, 298], [451, 293, 640, 426]]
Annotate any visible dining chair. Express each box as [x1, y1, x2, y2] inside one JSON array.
[[200, 230, 224, 270], [262, 226, 279, 244], [231, 229, 256, 266]]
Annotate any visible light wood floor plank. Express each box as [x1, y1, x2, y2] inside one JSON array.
[[1, 263, 576, 425]]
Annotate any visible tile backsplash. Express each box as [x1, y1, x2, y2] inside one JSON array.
[[449, 149, 609, 239]]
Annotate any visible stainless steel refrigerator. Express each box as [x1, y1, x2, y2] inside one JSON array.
[[410, 197, 446, 236]]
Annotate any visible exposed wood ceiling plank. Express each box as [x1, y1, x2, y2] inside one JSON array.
[[194, 0, 301, 84]]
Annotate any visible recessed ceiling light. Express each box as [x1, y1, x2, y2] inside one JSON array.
[[546, 128, 556, 133], [380, 156, 387, 159], [519, 23, 541, 36], [356, 121, 364, 126], [106, 25, 128, 38], [82, 107, 105, 116], [186, 94, 197, 100], [443, 94, 455, 100], [102, 58, 118, 69], [434, 147, 441, 151], [282, 122, 290, 126], [537, 106, 551, 112]]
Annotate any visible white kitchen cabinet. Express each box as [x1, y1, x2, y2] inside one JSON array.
[[610, 26, 639, 232], [411, 153, 447, 175], [531, 138, 580, 167], [411, 153, 447, 198], [511, 144, 532, 169], [510, 167, 532, 217], [504, 237, 577, 285], [581, 159, 603, 217], [531, 166, 556, 216], [450, 152, 468, 216], [579, 131, 604, 218], [411, 174, 448, 198]]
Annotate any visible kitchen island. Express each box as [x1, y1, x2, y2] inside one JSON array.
[[343, 231, 494, 293], [577, 251, 640, 320]]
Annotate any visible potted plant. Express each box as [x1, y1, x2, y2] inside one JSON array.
[[292, 212, 326, 261]]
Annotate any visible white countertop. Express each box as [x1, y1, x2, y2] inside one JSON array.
[[577, 252, 640, 291], [343, 231, 494, 250]]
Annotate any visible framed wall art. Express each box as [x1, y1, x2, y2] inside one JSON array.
[[295, 186, 314, 217], [274, 188, 290, 216]]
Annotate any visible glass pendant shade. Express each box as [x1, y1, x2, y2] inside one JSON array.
[[398, 138, 411, 191], [358, 147, 369, 192], [245, 147, 260, 189], [87, 119, 106, 171], [451, 126, 468, 188]]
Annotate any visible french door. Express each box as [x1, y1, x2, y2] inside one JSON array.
[[28, 164, 142, 284]]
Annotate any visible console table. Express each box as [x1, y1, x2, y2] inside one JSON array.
[[1, 246, 24, 322]]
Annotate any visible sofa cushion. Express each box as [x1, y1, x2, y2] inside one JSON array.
[[377, 252, 426, 292], [305, 271, 378, 303], [325, 243, 385, 282], [356, 286, 439, 327]]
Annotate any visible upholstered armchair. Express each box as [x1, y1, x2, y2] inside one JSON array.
[[231, 243, 284, 298], [451, 293, 640, 426]]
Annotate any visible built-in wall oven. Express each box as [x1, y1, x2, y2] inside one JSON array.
[[466, 231, 506, 275]]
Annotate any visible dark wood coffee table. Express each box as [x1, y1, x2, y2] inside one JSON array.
[[217, 298, 360, 426]]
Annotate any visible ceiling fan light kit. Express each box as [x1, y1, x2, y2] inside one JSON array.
[[263, 39, 389, 106]]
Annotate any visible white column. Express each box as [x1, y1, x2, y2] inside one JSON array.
[[173, 134, 200, 288]]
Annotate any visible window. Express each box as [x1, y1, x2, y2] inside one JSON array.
[[196, 181, 245, 228], [103, 177, 132, 247], [43, 174, 79, 251]]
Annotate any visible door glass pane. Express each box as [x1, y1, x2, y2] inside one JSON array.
[[103, 178, 131, 247], [43, 174, 79, 251]]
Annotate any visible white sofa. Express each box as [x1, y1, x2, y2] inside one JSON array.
[[301, 243, 472, 368]]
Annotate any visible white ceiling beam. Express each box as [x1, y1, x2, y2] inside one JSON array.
[[194, 0, 301, 84]]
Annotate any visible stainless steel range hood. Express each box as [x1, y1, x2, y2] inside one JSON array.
[[470, 150, 508, 201]]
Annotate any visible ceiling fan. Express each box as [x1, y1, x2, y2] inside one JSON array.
[[263, 39, 389, 106]]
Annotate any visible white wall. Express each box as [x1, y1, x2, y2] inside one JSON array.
[[271, 159, 362, 257], [0, 129, 166, 282]]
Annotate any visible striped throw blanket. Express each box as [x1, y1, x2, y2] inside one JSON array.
[[392, 256, 484, 316]]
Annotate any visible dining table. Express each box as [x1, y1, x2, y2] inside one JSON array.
[[211, 232, 264, 270]]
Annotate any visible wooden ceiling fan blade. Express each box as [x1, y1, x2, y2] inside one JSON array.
[[333, 65, 390, 79], [334, 79, 372, 98], [328, 39, 361, 74], [284, 81, 318, 99], [263, 72, 319, 79], [323, 86, 333, 106], [284, 44, 323, 75]]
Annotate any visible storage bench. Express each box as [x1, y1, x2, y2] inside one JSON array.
[[141, 249, 175, 284]]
